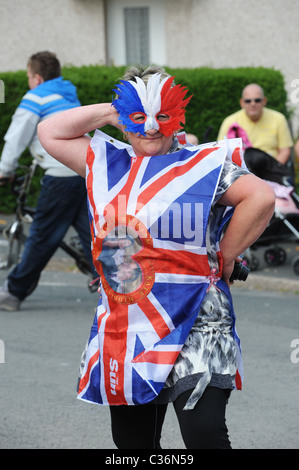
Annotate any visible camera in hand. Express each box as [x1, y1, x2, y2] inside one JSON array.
[[229, 261, 250, 282]]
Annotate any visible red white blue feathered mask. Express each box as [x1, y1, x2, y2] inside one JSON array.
[[112, 73, 192, 137]]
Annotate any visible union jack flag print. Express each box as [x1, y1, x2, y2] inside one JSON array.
[[77, 132, 244, 405]]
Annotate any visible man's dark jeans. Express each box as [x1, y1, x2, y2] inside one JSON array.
[[8, 174, 96, 300]]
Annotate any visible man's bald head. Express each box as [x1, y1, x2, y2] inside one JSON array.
[[240, 83, 267, 122]]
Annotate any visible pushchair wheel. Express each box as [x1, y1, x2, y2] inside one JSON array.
[[264, 247, 286, 266], [292, 256, 299, 276]]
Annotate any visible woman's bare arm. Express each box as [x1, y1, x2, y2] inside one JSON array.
[[218, 174, 275, 285], [38, 103, 121, 177]]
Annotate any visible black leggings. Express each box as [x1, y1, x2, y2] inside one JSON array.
[[109, 387, 231, 449]]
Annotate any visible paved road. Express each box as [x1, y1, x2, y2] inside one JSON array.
[[0, 227, 299, 449]]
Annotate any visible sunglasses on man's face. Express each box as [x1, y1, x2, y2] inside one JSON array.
[[244, 98, 263, 104]]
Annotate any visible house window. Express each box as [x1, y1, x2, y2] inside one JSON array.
[[124, 8, 149, 65], [106, 0, 165, 67]]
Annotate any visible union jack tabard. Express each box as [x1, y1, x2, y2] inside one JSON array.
[[77, 132, 244, 405]]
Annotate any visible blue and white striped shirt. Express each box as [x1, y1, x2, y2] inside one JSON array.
[[0, 76, 81, 177]]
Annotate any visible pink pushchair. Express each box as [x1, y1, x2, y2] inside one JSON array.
[[227, 124, 299, 275]]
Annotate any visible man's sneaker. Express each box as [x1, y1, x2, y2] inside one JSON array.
[[0, 281, 21, 311]]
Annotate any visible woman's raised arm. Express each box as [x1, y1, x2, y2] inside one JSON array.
[[38, 103, 121, 177]]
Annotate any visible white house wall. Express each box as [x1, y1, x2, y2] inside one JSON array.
[[0, 0, 106, 71], [165, 0, 299, 133], [1, 0, 299, 131]]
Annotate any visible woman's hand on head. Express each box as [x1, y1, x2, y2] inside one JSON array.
[[109, 104, 122, 129]]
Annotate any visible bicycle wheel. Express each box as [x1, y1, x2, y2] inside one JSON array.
[[2, 221, 26, 268], [0, 218, 9, 268]]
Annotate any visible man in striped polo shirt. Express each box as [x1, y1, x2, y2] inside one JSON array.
[[0, 51, 96, 311]]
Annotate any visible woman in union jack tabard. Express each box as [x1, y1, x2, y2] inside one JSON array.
[[38, 66, 275, 449]]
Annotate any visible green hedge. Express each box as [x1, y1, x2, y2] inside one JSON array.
[[0, 65, 291, 213]]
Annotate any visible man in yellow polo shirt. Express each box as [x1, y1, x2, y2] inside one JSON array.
[[217, 83, 293, 165]]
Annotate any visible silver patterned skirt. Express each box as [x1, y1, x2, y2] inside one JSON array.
[[155, 285, 238, 409]]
